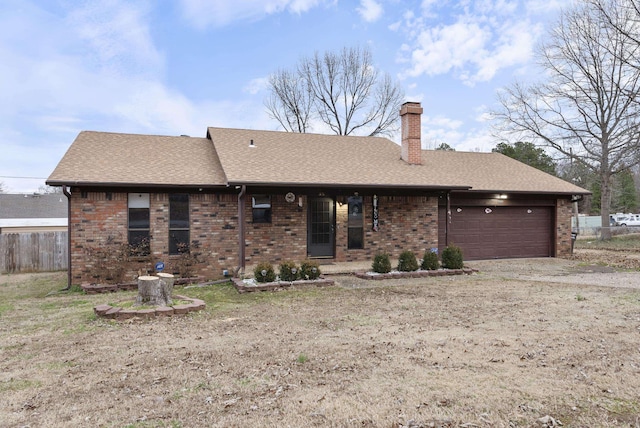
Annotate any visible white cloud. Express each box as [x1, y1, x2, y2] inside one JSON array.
[[473, 20, 541, 82], [67, 0, 163, 76], [243, 77, 270, 95], [0, 0, 272, 193], [179, 0, 327, 29], [399, 1, 546, 85], [525, 0, 565, 14], [357, 0, 383, 23], [407, 19, 491, 78]]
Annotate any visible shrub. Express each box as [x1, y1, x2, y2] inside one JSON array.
[[441, 245, 464, 269], [421, 250, 440, 270], [279, 260, 299, 282], [397, 250, 419, 272], [254, 262, 276, 283], [372, 252, 392, 273], [300, 259, 321, 280]]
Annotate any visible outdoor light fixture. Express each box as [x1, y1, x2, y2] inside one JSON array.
[[498, 194, 508, 199]]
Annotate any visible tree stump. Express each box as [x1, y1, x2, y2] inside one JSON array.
[[135, 276, 167, 307], [157, 272, 175, 305]]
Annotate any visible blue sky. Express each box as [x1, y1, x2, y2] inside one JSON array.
[[1, 0, 564, 193]]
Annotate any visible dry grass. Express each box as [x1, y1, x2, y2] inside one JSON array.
[[1, 262, 640, 428]]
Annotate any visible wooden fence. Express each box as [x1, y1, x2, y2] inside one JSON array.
[[0, 232, 68, 273]]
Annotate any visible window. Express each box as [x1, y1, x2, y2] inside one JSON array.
[[128, 193, 150, 256], [252, 195, 272, 223], [169, 194, 190, 255], [348, 196, 364, 249]]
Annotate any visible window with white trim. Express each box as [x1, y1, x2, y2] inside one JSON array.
[[128, 193, 150, 256], [252, 195, 272, 223], [169, 194, 189, 255]]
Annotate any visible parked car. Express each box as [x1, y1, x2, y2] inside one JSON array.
[[617, 214, 640, 227]]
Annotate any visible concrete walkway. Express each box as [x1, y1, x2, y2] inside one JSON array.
[[314, 260, 373, 275]]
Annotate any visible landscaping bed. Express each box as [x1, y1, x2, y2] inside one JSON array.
[[354, 267, 476, 280], [232, 276, 334, 293], [81, 276, 202, 294], [93, 294, 206, 320]]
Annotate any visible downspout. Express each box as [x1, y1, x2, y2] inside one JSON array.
[[62, 185, 72, 290], [237, 185, 246, 277], [445, 191, 451, 248]]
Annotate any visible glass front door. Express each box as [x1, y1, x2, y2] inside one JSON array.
[[307, 197, 335, 258]]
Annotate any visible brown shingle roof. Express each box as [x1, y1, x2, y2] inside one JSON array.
[[425, 150, 586, 194], [207, 127, 469, 189], [207, 127, 588, 195], [47, 131, 227, 187], [47, 128, 589, 195]]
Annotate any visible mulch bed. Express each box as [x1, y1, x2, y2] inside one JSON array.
[[353, 268, 476, 280], [232, 277, 335, 293], [81, 276, 202, 294]]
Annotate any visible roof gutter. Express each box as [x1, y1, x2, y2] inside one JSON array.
[[452, 189, 592, 197], [45, 181, 228, 190], [226, 181, 471, 191]]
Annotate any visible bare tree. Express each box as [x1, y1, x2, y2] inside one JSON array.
[[266, 46, 404, 137], [265, 69, 313, 133], [0, 181, 6, 193], [589, 0, 640, 47], [492, 0, 640, 239]]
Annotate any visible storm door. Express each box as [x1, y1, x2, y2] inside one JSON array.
[[307, 197, 335, 258]]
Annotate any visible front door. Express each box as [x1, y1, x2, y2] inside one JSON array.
[[307, 197, 335, 258]]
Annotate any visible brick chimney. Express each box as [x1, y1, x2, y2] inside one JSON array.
[[400, 101, 423, 165]]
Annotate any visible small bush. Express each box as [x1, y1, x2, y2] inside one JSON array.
[[397, 250, 419, 272], [300, 259, 321, 280], [279, 260, 299, 282], [372, 252, 392, 273], [441, 245, 464, 269], [254, 262, 276, 283], [421, 250, 440, 270]]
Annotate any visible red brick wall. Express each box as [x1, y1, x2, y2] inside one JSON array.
[[244, 194, 307, 265], [69, 191, 128, 284], [69, 190, 241, 284], [556, 197, 573, 258], [400, 102, 423, 165], [68, 188, 568, 284], [335, 195, 439, 262]]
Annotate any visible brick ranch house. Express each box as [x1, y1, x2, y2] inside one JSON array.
[[47, 102, 588, 285]]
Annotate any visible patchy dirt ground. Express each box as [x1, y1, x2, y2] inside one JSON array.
[[1, 253, 640, 428]]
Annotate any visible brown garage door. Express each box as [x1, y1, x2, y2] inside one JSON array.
[[439, 206, 553, 260]]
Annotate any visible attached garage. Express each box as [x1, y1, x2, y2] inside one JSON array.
[[439, 196, 556, 260]]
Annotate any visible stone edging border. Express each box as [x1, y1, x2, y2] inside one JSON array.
[[354, 268, 477, 280], [93, 294, 205, 320], [232, 277, 335, 293], [82, 277, 202, 294]]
